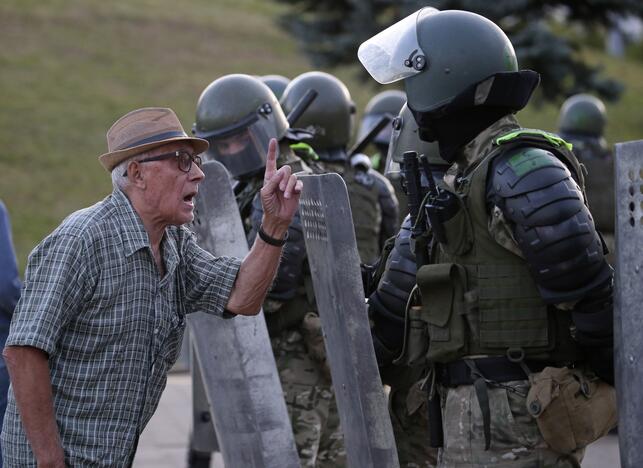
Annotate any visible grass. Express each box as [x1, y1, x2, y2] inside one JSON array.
[[1, 0, 642, 269]]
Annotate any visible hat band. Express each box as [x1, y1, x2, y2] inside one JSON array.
[[115, 130, 188, 151]]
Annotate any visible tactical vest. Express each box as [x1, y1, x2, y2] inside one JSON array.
[[312, 160, 382, 264], [416, 129, 585, 365]]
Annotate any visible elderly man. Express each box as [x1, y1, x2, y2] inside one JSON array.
[[1, 107, 302, 468]]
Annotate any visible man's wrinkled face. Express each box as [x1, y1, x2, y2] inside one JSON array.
[[213, 130, 251, 156], [139, 141, 204, 226]]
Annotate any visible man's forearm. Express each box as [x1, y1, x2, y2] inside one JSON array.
[[225, 217, 288, 316], [3, 346, 65, 466]]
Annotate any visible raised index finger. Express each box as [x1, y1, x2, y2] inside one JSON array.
[[264, 138, 278, 183]]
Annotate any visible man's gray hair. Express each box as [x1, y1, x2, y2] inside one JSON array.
[[111, 153, 149, 191]]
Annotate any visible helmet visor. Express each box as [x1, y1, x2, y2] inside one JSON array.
[[384, 115, 404, 179], [202, 116, 274, 179], [359, 114, 395, 146], [358, 8, 438, 84]]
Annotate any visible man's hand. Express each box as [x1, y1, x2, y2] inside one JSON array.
[[260, 139, 303, 235]]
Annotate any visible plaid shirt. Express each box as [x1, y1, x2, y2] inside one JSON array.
[[1, 188, 241, 467]]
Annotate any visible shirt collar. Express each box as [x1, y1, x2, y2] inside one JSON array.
[[111, 188, 151, 257]]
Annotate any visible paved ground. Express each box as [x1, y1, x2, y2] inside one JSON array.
[[133, 373, 620, 468]]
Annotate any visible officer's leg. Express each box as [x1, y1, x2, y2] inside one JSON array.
[[389, 385, 437, 468]]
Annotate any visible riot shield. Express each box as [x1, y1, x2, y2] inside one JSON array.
[[298, 173, 399, 468], [187, 160, 299, 468], [614, 141, 643, 468]]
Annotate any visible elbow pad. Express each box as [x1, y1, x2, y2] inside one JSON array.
[[488, 147, 612, 304]]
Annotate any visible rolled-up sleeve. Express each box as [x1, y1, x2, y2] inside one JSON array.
[[5, 232, 87, 355], [181, 233, 241, 317]]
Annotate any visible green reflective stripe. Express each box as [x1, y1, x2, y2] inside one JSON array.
[[289, 142, 319, 160], [495, 129, 573, 151], [371, 152, 382, 170]]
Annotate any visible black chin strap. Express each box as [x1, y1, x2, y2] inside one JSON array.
[[411, 71, 540, 163]]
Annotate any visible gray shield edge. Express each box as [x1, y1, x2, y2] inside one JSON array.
[[298, 173, 399, 468], [188, 160, 299, 468], [614, 141, 643, 468]]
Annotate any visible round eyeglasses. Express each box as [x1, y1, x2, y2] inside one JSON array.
[[122, 150, 202, 176]]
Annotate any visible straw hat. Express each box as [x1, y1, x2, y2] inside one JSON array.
[[99, 107, 209, 171]]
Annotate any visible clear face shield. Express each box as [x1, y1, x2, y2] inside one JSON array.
[[384, 114, 404, 181], [358, 8, 438, 85], [359, 114, 395, 147], [200, 106, 277, 179]]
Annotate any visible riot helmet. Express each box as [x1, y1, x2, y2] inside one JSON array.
[[359, 9, 539, 162], [558, 94, 607, 138], [260, 74, 290, 100], [358, 90, 406, 149], [193, 74, 289, 179], [281, 71, 356, 157]]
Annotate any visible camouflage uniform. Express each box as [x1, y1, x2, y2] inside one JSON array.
[[439, 382, 583, 467], [271, 320, 345, 467]]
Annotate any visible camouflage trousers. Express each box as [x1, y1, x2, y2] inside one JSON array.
[[271, 323, 346, 467], [438, 380, 584, 467], [389, 382, 438, 468]]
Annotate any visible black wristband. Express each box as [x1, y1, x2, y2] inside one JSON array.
[[258, 225, 288, 247]]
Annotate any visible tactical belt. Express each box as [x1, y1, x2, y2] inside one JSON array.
[[438, 356, 555, 387]]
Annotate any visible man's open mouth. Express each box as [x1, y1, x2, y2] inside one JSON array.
[[183, 191, 197, 203]]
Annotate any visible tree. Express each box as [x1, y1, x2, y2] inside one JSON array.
[[275, 0, 643, 102]]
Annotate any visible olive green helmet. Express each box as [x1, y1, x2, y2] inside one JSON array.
[[358, 89, 406, 146], [260, 75, 290, 100], [358, 9, 518, 112], [193, 74, 289, 178], [558, 94, 607, 137], [385, 103, 443, 181], [280, 71, 356, 151]]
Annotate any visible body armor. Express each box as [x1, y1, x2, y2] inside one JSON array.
[[416, 128, 609, 366]]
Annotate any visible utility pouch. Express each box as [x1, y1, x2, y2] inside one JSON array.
[[395, 305, 429, 367], [526, 366, 617, 454], [434, 192, 473, 257], [416, 263, 468, 362]]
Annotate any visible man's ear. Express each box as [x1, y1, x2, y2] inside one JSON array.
[[128, 161, 147, 190]]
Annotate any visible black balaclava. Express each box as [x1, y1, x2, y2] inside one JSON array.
[[410, 71, 540, 163]]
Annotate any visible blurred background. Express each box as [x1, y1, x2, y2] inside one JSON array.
[[1, 0, 642, 270]]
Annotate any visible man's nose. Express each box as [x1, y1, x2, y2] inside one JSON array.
[[190, 161, 205, 181]]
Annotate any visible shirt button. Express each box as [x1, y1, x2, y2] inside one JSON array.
[[154, 328, 159, 335]]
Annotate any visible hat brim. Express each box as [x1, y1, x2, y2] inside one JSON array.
[[99, 136, 209, 172]]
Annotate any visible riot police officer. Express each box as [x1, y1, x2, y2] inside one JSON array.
[[281, 71, 399, 265], [368, 103, 448, 468], [357, 89, 406, 174], [192, 74, 345, 467], [360, 9, 615, 467], [558, 94, 611, 161]]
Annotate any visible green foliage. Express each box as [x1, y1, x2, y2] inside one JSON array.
[[276, 0, 643, 101]]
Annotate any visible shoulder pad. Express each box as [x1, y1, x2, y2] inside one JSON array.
[[490, 146, 572, 198]]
